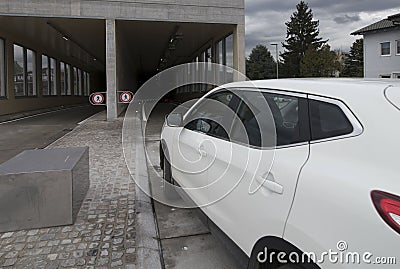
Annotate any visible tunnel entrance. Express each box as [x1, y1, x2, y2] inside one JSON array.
[[115, 20, 236, 92]]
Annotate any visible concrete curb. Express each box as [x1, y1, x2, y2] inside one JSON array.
[[132, 103, 163, 269]]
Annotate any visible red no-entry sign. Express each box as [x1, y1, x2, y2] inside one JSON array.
[[90, 93, 105, 105], [119, 91, 133, 103]]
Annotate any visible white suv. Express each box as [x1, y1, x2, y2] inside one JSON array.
[[160, 79, 400, 269]]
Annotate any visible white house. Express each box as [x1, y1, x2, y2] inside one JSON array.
[[352, 13, 400, 78]]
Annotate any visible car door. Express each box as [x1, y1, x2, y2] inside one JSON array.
[[203, 89, 311, 256], [171, 90, 239, 206]]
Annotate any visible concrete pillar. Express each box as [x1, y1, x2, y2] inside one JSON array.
[[106, 19, 117, 120], [233, 24, 246, 81]]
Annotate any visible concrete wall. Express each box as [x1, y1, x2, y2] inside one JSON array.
[[0, 0, 244, 25], [364, 29, 400, 78]]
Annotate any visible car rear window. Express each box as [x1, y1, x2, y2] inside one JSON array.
[[309, 100, 353, 140]]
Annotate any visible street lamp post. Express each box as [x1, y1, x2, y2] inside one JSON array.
[[270, 43, 279, 79]]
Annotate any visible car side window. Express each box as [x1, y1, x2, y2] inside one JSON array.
[[184, 91, 238, 140], [309, 99, 354, 140], [231, 90, 309, 147]]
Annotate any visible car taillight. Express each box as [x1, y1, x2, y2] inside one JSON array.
[[371, 190, 400, 234]]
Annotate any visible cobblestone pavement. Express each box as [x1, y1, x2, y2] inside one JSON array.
[[0, 112, 137, 269]]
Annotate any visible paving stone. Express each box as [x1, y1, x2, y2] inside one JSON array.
[[60, 258, 76, 267], [1, 232, 14, 239], [126, 248, 136, 254], [45, 261, 59, 269], [61, 239, 72, 245], [62, 227, 73, 233], [3, 258, 17, 267], [39, 234, 56, 241], [26, 230, 39, 236], [47, 254, 58, 261], [111, 259, 123, 267], [4, 251, 18, 258], [100, 249, 109, 257], [96, 257, 109, 266], [77, 243, 87, 250], [112, 251, 123, 260], [47, 240, 60, 247]]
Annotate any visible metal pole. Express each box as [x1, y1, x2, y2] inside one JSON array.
[[271, 43, 279, 79]]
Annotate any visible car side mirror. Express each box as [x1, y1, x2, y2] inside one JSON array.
[[166, 113, 183, 127]]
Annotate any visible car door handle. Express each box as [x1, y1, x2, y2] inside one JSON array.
[[256, 176, 284, 194]]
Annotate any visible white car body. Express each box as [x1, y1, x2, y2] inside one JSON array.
[[160, 79, 400, 268]]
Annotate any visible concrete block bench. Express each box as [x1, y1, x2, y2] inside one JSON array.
[[0, 147, 89, 233]]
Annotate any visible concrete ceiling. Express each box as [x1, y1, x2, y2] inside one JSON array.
[[0, 16, 105, 72], [0, 16, 234, 77]]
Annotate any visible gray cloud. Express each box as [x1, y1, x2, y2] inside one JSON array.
[[245, 0, 400, 56], [333, 14, 361, 24]]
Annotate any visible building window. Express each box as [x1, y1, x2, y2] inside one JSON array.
[[14, 44, 37, 97], [26, 49, 37, 96], [397, 40, 400, 55], [86, 72, 90, 96], [78, 69, 83, 96], [0, 38, 6, 98], [215, 34, 234, 83], [73, 67, 78, 96], [225, 34, 234, 68], [66, 64, 71, 95], [42, 55, 49, 95], [50, 57, 57, 95], [14, 45, 25, 96], [381, 42, 391, 56], [42, 55, 57, 96], [83, 71, 90, 96], [60, 62, 66, 95]]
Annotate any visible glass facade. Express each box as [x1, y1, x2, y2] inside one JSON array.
[[66, 64, 71, 95], [215, 34, 234, 83], [225, 34, 234, 68], [60, 62, 66, 95], [26, 49, 37, 96], [42, 55, 57, 96], [41, 55, 49, 95], [14, 44, 25, 96], [78, 68, 82, 96], [83, 71, 90, 96], [73, 67, 78, 95], [50, 57, 57, 95], [8, 42, 89, 99], [0, 38, 5, 98]]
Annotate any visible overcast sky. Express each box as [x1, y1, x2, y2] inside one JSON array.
[[245, 0, 400, 57]]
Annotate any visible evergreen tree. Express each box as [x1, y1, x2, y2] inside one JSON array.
[[246, 45, 277, 80], [342, 39, 364, 77], [281, 1, 326, 77], [300, 44, 340, 77]]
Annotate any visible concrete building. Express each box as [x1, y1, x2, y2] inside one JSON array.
[[0, 0, 245, 120], [352, 13, 400, 79]]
